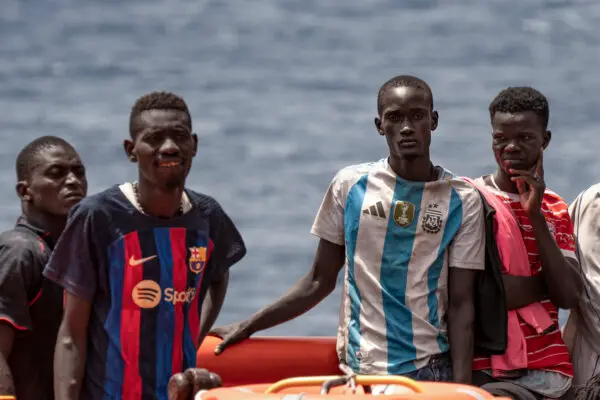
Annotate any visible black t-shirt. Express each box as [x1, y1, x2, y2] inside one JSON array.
[[43, 184, 246, 400], [0, 216, 63, 400]]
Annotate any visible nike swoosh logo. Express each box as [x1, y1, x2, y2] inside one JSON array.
[[129, 255, 157, 266]]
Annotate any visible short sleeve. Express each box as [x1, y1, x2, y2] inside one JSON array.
[[0, 242, 38, 331], [43, 201, 102, 301], [209, 205, 247, 280], [310, 173, 346, 246], [548, 197, 577, 260], [448, 187, 486, 270]]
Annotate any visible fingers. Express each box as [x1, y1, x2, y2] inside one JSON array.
[[184, 368, 222, 394], [168, 372, 193, 400], [510, 175, 539, 187], [536, 150, 544, 178], [214, 337, 229, 355]]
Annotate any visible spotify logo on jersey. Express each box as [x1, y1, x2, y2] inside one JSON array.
[[132, 280, 197, 309], [132, 280, 162, 308]]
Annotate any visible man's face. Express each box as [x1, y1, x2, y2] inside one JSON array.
[[125, 109, 198, 191], [491, 111, 549, 175], [375, 86, 438, 160], [21, 145, 88, 217]]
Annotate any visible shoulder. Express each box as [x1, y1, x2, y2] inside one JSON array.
[[445, 175, 483, 209], [330, 160, 383, 193], [572, 183, 600, 209], [185, 189, 225, 216], [69, 185, 124, 220], [0, 228, 39, 260], [542, 188, 570, 214]]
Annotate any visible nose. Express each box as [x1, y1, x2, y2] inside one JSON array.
[[159, 137, 180, 155], [504, 139, 521, 152], [399, 121, 415, 136], [65, 171, 85, 190]]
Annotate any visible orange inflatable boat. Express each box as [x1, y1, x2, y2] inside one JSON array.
[[196, 335, 508, 400]]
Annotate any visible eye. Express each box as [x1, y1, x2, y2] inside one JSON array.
[[413, 111, 424, 120]]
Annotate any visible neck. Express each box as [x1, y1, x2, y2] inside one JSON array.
[[137, 179, 184, 219], [388, 155, 436, 182], [492, 168, 519, 194], [22, 207, 67, 243]]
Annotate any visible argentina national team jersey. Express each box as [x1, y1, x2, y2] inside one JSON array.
[[311, 159, 485, 375]]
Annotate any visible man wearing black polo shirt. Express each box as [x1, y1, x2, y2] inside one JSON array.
[[0, 136, 87, 400]]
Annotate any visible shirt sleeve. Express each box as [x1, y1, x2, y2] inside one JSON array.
[[310, 172, 346, 246], [209, 205, 247, 280], [0, 241, 38, 331], [551, 199, 577, 260], [448, 186, 486, 270], [43, 201, 103, 301]]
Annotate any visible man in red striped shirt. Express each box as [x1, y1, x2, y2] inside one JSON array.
[[472, 87, 582, 399]]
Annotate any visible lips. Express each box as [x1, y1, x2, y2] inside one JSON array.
[[156, 158, 184, 168], [64, 192, 84, 202], [398, 139, 418, 147]]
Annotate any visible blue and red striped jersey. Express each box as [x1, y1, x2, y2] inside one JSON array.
[[44, 184, 246, 400]]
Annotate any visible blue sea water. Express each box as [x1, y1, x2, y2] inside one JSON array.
[[1, 0, 596, 334]]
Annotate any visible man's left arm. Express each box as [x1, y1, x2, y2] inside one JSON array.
[[530, 209, 582, 309], [447, 187, 486, 384], [197, 270, 229, 347], [197, 205, 246, 347]]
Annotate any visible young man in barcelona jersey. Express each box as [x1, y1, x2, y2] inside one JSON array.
[[471, 87, 582, 400], [211, 75, 486, 384], [43, 92, 246, 400]]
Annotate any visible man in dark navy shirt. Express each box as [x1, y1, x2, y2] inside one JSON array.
[[44, 91, 246, 400], [0, 136, 87, 400]]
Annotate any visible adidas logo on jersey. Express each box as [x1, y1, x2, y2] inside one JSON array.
[[363, 201, 386, 218]]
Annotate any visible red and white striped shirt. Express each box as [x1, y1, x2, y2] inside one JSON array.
[[472, 178, 575, 377]]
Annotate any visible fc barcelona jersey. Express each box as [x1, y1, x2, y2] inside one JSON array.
[[43, 183, 246, 400]]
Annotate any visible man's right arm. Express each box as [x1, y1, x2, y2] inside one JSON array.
[[213, 238, 345, 354], [213, 170, 348, 354], [54, 294, 91, 400], [42, 200, 101, 399]]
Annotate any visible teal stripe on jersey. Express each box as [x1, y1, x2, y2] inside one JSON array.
[[344, 174, 369, 371], [380, 179, 424, 374], [428, 188, 462, 352]]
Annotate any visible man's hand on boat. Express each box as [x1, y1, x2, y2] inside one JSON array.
[[168, 368, 222, 400], [210, 321, 252, 355]]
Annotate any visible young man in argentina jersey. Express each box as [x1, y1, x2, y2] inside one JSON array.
[[211, 75, 486, 384], [43, 91, 246, 400]]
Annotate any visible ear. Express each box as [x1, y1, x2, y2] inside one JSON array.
[[123, 139, 137, 162], [543, 130, 551, 149], [16, 181, 31, 202], [374, 117, 384, 136], [431, 110, 439, 132], [191, 133, 198, 157]]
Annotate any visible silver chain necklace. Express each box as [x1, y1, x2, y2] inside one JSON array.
[[133, 182, 184, 216]]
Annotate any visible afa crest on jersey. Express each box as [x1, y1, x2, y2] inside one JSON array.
[[189, 246, 207, 274]]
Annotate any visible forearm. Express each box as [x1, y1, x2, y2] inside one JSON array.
[[197, 273, 229, 347], [0, 354, 14, 396], [447, 301, 474, 383], [246, 273, 334, 335], [54, 325, 87, 400], [530, 212, 581, 308], [502, 274, 548, 310]]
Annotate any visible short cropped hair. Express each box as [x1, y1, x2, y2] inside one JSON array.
[[16, 136, 75, 181], [129, 91, 192, 137], [489, 86, 549, 129], [377, 75, 434, 115]]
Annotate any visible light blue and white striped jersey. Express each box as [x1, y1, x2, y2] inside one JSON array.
[[311, 158, 485, 375]]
